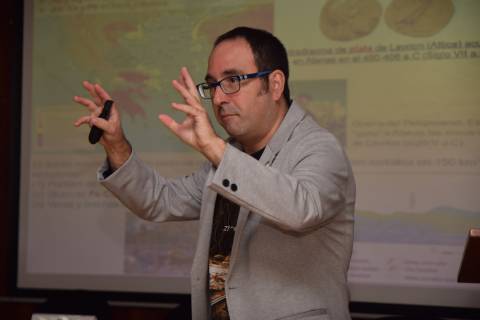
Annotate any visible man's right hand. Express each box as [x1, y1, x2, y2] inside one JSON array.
[[73, 81, 132, 170]]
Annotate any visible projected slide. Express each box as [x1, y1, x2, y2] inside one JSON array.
[[20, 0, 480, 307], [276, 0, 480, 289]]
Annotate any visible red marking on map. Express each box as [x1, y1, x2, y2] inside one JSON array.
[[119, 71, 150, 84], [112, 88, 147, 119], [112, 71, 151, 119], [103, 21, 136, 46]]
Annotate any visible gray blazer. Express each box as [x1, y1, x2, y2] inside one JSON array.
[[100, 102, 355, 320]]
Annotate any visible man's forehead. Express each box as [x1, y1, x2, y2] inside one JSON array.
[[206, 38, 256, 80], [205, 68, 242, 82]]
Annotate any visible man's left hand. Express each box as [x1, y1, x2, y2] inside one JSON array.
[[159, 67, 225, 166]]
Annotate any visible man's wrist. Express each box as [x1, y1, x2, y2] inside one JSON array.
[[105, 139, 132, 170], [204, 137, 226, 167]]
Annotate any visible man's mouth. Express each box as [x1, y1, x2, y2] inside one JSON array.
[[220, 114, 237, 124], [217, 105, 239, 122]]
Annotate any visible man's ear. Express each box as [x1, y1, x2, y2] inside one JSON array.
[[269, 70, 286, 102]]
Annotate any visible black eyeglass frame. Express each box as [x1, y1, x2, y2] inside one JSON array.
[[196, 70, 272, 99]]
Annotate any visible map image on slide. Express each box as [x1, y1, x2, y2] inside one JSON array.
[[31, 0, 274, 154]]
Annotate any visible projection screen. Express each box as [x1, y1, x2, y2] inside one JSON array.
[[18, 0, 480, 309]]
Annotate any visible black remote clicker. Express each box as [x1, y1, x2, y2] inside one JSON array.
[[88, 100, 113, 144]]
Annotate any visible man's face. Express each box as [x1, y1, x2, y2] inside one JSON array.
[[206, 38, 277, 144]]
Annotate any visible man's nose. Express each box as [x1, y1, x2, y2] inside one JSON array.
[[212, 86, 229, 106]]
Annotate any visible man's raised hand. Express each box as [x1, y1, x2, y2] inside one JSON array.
[[159, 67, 225, 166], [73, 81, 131, 170]]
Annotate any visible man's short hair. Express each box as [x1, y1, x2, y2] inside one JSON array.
[[214, 27, 292, 105]]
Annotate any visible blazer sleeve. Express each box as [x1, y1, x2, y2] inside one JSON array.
[[98, 151, 210, 222], [208, 131, 353, 233]]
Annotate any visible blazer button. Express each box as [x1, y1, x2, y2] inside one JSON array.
[[230, 183, 238, 192], [222, 179, 230, 187]]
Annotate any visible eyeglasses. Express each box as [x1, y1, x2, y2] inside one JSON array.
[[196, 70, 272, 99]]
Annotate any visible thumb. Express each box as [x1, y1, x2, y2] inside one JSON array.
[[91, 117, 110, 131]]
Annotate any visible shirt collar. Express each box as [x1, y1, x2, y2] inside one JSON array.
[[264, 101, 305, 156], [227, 100, 306, 157]]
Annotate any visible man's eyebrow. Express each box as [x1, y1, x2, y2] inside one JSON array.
[[204, 74, 215, 83], [204, 69, 242, 82]]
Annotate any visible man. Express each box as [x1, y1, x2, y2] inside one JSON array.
[[74, 27, 355, 320]]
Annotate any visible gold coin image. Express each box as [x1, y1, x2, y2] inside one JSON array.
[[320, 0, 382, 41], [385, 0, 454, 37]]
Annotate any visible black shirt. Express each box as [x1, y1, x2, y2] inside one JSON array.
[[208, 148, 264, 320]]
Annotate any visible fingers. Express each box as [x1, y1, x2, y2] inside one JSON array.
[[83, 81, 102, 106], [74, 82, 118, 133], [175, 67, 201, 103], [170, 102, 202, 117], [90, 117, 110, 132], [74, 115, 93, 127], [73, 113, 110, 130], [93, 83, 112, 101], [73, 95, 101, 113], [180, 67, 198, 94], [74, 81, 115, 114], [158, 114, 180, 134], [172, 79, 203, 111], [79, 81, 113, 108], [88, 103, 119, 134]]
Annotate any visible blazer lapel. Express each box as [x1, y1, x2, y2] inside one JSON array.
[[226, 141, 280, 277], [224, 103, 307, 278]]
